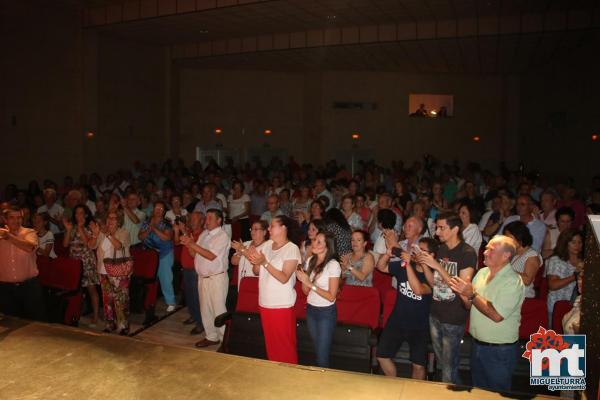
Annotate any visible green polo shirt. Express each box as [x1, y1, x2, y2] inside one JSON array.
[[469, 263, 524, 344]]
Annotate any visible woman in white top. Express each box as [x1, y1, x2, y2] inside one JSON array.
[[165, 194, 188, 225], [90, 210, 131, 334], [296, 231, 341, 368], [340, 194, 364, 231], [245, 215, 302, 364], [228, 181, 252, 242], [503, 221, 542, 298], [458, 202, 482, 256], [231, 220, 268, 289], [300, 219, 325, 264], [33, 213, 57, 258]]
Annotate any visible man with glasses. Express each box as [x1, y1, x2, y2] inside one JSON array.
[[500, 194, 546, 252], [418, 211, 477, 384], [449, 235, 524, 392], [0, 206, 45, 321]]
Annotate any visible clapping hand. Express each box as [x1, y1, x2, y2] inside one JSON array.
[[448, 276, 473, 297], [295, 267, 311, 285], [63, 217, 73, 231], [383, 229, 398, 250], [89, 220, 101, 237], [416, 251, 437, 269], [180, 234, 193, 246], [231, 240, 245, 254], [0, 227, 9, 239], [340, 253, 351, 271], [244, 246, 266, 266]]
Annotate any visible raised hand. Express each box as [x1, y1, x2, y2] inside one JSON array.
[[63, 217, 73, 231]]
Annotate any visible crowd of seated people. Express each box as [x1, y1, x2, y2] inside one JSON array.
[[0, 155, 598, 392]]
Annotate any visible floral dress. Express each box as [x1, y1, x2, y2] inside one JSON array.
[[69, 227, 99, 287]]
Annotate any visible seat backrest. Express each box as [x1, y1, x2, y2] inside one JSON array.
[[336, 285, 380, 330], [372, 269, 392, 290], [39, 256, 82, 291], [381, 288, 397, 327], [131, 248, 159, 279], [230, 221, 242, 242], [293, 281, 307, 319], [534, 263, 548, 299], [236, 277, 259, 313], [552, 300, 573, 333]]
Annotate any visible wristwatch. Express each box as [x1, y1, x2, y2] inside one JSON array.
[[348, 266, 354, 271], [311, 285, 317, 292], [468, 291, 478, 301]]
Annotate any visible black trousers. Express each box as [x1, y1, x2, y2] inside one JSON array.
[[0, 277, 46, 321]]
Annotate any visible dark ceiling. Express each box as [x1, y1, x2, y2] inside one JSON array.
[[83, 0, 600, 73]]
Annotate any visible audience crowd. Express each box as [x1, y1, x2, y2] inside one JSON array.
[[1, 154, 598, 393]]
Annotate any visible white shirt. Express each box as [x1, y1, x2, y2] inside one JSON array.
[[228, 193, 251, 219], [165, 209, 188, 225], [237, 240, 266, 289], [194, 227, 231, 277], [86, 200, 97, 215], [37, 203, 64, 234], [462, 223, 482, 256], [38, 231, 57, 258], [307, 258, 341, 307], [346, 212, 364, 230], [258, 240, 301, 308]]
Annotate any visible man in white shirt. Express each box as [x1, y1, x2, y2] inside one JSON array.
[[500, 195, 546, 252], [260, 195, 283, 224], [122, 193, 146, 246], [36, 188, 64, 234], [181, 208, 230, 348]]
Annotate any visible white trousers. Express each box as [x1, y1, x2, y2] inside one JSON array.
[[198, 273, 229, 342]]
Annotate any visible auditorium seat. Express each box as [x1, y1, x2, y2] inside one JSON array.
[[130, 248, 159, 325], [372, 269, 393, 303], [519, 298, 548, 340], [230, 221, 242, 241], [533, 263, 548, 300], [380, 288, 396, 328], [226, 277, 266, 359], [37, 256, 83, 325], [552, 300, 573, 333], [329, 285, 380, 372]]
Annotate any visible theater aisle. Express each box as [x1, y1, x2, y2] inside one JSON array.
[[133, 306, 219, 351]]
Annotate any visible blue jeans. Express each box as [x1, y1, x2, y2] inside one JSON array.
[[183, 268, 202, 328], [306, 303, 337, 368], [158, 251, 176, 306], [429, 315, 465, 384], [471, 341, 518, 392]]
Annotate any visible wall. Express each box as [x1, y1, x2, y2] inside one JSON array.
[[178, 68, 518, 171], [0, 2, 84, 184]]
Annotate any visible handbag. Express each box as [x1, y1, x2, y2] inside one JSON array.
[[104, 240, 133, 277]]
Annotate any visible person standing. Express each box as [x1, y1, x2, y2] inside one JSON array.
[[181, 209, 230, 348], [245, 215, 302, 364], [418, 212, 476, 384], [0, 206, 45, 321], [296, 231, 341, 368], [122, 192, 146, 246], [449, 236, 524, 392]]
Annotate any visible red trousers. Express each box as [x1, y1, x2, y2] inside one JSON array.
[[259, 306, 298, 364]]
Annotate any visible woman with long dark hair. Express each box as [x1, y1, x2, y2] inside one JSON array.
[[546, 228, 584, 326], [245, 215, 302, 363], [323, 208, 352, 257], [503, 221, 542, 298], [296, 230, 341, 368], [63, 204, 99, 325]]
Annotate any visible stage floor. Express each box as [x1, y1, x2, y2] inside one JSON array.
[[0, 317, 557, 400]]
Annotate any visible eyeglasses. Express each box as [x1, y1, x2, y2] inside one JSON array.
[[250, 228, 265, 232]]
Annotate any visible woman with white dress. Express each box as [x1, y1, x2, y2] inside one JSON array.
[[231, 220, 268, 289], [503, 221, 542, 298], [458, 202, 482, 256]]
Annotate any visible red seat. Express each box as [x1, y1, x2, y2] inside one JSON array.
[[534, 263, 548, 300], [336, 285, 380, 330], [236, 277, 259, 313], [230, 265, 239, 288], [373, 268, 393, 303], [294, 281, 307, 319], [380, 288, 397, 328], [552, 300, 573, 333], [131, 248, 159, 311], [37, 256, 83, 325], [249, 215, 260, 225], [519, 298, 548, 340]]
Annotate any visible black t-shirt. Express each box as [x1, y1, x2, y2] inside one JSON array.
[[388, 260, 432, 330], [430, 241, 477, 325]]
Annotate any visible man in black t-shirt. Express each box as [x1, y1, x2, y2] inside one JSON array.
[[376, 238, 438, 380], [418, 212, 476, 384]]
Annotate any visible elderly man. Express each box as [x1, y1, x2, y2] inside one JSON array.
[[450, 235, 525, 392], [37, 188, 64, 234], [260, 194, 283, 225], [181, 209, 230, 348], [193, 184, 222, 215], [0, 206, 45, 320], [500, 194, 546, 252]]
